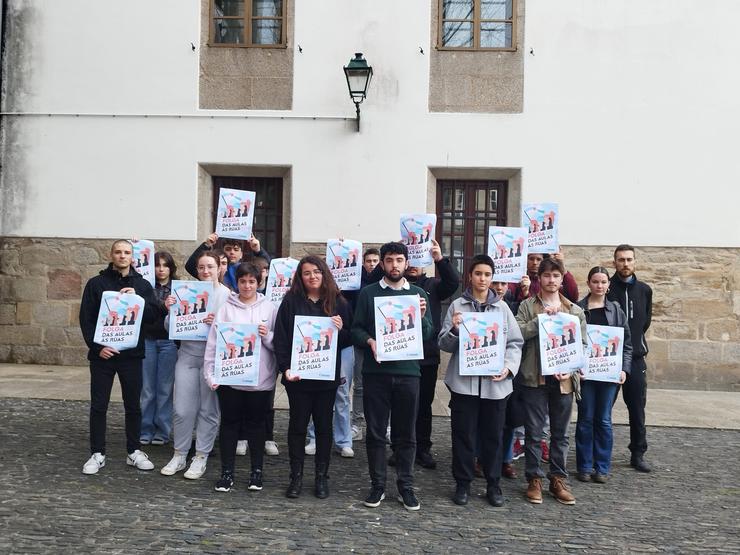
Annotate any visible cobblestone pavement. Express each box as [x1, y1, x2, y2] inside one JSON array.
[[1, 398, 739, 554]]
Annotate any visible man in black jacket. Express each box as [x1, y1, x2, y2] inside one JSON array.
[[607, 244, 653, 473], [79, 240, 163, 475], [403, 239, 460, 469]]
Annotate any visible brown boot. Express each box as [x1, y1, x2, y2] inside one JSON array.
[[502, 463, 518, 479], [549, 475, 576, 505], [526, 478, 543, 504]]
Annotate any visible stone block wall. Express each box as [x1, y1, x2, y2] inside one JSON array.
[[1, 238, 738, 391]]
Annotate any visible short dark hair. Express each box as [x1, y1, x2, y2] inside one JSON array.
[[613, 244, 636, 259], [219, 238, 244, 250], [249, 256, 269, 271], [537, 257, 565, 276], [468, 254, 495, 275], [379, 242, 408, 260], [587, 266, 611, 281], [211, 248, 226, 261], [154, 251, 178, 281], [363, 248, 380, 259], [235, 262, 261, 282]]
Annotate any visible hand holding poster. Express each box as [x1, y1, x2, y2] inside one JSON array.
[[400, 213, 437, 267], [458, 312, 506, 376], [584, 325, 624, 383], [168, 280, 214, 341], [93, 291, 145, 350], [131, 239, 155, 286], [266, 258, 299, 306], [537, 312, 584, 375], [487, 226, 528, 283], [522, 203, 559, 254], [290, 316, 338, 381], [215, 188, 256, 240], [373, 295, 424, 361], [327, 239, 362, 291], [213, 323, 261, 386]]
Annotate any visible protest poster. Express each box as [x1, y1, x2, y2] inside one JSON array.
[[215, 188, 256, 240], [458, 312, 506, 376], [522, 203, 559, 254], [131, 239, 155, 286], [584, 324, 624, 383], [537, 312, 585, 375], [168, 280, 214, 341], [93, 291, 145, 350], [400, 213, 437, 267], [213, 323, 261, 386], [266, 257, 299, 306], [487, 226, 528, 283], [326, 239, 362, 291], [373, 295, 424, 361], [289, 316, 338, 381]]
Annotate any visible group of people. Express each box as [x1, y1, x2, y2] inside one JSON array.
[[78, 232, 652, 510]]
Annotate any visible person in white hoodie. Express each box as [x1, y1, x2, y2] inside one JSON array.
[[439, 254, 523, 508], [160, 252, 231, 479], [203, 262, 278, 492]]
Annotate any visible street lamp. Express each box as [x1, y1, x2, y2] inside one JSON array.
[[343, 52, 373, 132]]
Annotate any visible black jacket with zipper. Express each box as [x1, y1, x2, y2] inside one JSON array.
[[607, 274, 652, 365]]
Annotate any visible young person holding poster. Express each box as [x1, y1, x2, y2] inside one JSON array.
[[203, 263, 278, 492], [139, 251, 179, 446], [576, 267, 632, 484], [160, 252, 231, 480], [509, 250, 579, 304], [79, 240, 163, 475], [438, 255, 523, 507], [515, 258, 587, 505], [274, 256, 352, 500], [351, 242, 433, 512]]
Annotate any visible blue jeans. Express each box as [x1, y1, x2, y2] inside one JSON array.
[[308, 347, 354, 448], [576, 380, 619, 475], [140, 339, 177, 442]]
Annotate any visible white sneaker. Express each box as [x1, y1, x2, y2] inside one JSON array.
[[264, 440, 279, 456], [351, 425, 363, 441], [236, 440, 248, 456], [82, 453, 106, 475], [337, 446, 355, 458], [160, 453, 187, 476], [126, 450, 155, 471], [184, 455, 208, 479], [305, 440, 316, 456]]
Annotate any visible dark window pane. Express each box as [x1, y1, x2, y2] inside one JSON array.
[[452, 236, 464, 261], [442, 0, 474, 20], [442, 21, 473, 47], [215, 0, 244, 16], [214, 18, 244, 44], [481, 22, 512, 48], [442, 235, 452, 256], [252, 18, 281, 44], [474, 233, 485, 255], [481, 0, 513, 20], [455, 189, 465, 210], [253, 0, 281, 17], [490, 190, 498, 211], [442, 188, 453, 211], [442, 218, 452, 235]]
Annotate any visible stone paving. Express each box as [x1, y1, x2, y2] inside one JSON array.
[[1, 398, 739, 554]]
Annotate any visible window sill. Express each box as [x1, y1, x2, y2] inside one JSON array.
[[207, 43, 289, 49], [435, 46, 517, 53]]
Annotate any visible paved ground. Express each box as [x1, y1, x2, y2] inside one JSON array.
[[1, 397, 739, 553]]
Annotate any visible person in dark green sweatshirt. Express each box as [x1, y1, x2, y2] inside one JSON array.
[[351, 242, 433, 512]]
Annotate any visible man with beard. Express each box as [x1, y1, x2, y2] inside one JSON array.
[[351, 242, 433, 511]]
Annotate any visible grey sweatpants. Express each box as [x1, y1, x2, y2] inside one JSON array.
[[172, 346, 220, 455]]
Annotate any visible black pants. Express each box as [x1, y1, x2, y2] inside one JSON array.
[[239, 387, 276, 441], [450, 391, 508, 487], [217, 387, 272, 473], [286, 386, 337, 472], [619, 357, 648, 458], [364, 373, 419, 492], [415, 363, 438, 454], [89, 358, 143, 455]]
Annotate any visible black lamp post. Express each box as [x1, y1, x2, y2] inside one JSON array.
[[343, 53, 373, 132]]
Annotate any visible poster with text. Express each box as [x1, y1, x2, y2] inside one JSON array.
[[584, 325, 624, 383], [290, 316, 338, 381], [458, 312, 506, 376], [213, 323, 261, 386], [132, 239, 155, 286], [537, 312, 584, 375], [168, 280, 214, 341], [215, 188, 256, 240], [266, 258, 299, 306], [400, 213, 437, 267], [373, 295, 424, 361], [522, 203, 559, 254], [326, 239, 362, 291], [487, 226, 528, 283], [93, 291, 145, 350]]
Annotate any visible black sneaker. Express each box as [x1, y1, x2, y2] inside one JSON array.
[[415, 450, 437, 470], [452, 483, 469, 506], [398, 488, 420, 511], [215, 470, 234, 492], [248, 469, 263, 491], [363, 487, 386, 508]]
